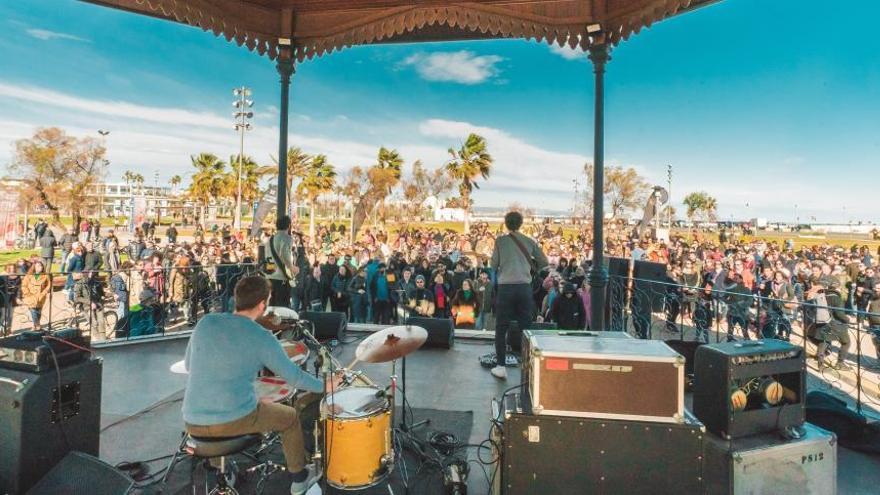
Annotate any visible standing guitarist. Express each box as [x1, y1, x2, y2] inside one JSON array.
[[265, 215, 298, 308], [489, 211, 548, 379]]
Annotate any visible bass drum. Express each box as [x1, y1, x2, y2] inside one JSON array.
[[322, 387, 393, 489]]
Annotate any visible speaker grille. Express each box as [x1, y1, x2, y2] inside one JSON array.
[[26, 452, 133, 495]]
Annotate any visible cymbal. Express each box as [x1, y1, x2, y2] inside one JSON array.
[[355, 325, 428, 363]]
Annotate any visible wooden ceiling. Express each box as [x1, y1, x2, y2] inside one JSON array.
[[80, 0, 720, 61]]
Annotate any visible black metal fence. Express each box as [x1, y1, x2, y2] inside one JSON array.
[[0, 263, 259, 342], [607, 274, 880, 413]]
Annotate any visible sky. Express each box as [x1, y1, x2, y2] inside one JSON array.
[[0, 0, 878, 224]]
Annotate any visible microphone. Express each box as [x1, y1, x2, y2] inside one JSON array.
[[375, 385, 392, 399]]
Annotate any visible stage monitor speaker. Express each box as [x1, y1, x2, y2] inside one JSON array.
[[633, 259, 668, 313], [0, 358, 102, 494], [508, 321, 557, 353], [300, 311, 347, 341], [25, 452, 133, 495], [405, 317, 453, 349]]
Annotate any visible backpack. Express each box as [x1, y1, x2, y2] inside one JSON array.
[[814, 292, 832, 324]]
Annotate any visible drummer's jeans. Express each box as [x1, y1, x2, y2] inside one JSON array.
[[186, 401, 305, 472], [495, 283, 535, 362]]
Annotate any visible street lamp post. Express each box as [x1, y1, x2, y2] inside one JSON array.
[[233, 87, 254, 231]]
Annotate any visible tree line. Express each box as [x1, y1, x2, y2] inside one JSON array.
[[7, 127, 719, 238]]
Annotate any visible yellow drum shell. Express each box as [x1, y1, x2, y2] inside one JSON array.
[[322, 387, 392, 489]]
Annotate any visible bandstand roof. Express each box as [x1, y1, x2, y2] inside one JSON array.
[[80, 0, 720, 62]]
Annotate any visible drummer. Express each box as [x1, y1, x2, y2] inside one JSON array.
[[183, 276, 336, 495]]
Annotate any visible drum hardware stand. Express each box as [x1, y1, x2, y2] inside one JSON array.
[[392, 290, 430, 433]]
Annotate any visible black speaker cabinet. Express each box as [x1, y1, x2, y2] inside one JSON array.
[[405, 317, 453, 349], [694, 340, 805, 440], [508, 321, 557, 353], [25, 452, 133, 495], [0, 358, 102, 494], [300, 311, 347, 341], [500, 393, 704, 495]]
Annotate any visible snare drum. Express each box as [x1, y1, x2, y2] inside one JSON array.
[[322, 387, 393, 489], [254, 376, 296, 404], [281, 340, 310, 366]]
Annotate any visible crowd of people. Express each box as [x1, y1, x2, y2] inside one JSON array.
[[2, 216, 879, 372]]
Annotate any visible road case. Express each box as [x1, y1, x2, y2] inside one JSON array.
[[527, 335, 685, 422]]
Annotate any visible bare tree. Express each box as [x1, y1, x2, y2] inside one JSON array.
[[10, 127, 108, 229]]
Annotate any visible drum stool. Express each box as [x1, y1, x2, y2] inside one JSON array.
[[162, 433, 286, 495]]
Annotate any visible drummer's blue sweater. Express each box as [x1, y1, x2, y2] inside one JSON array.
[[182, 313, 324, 425]]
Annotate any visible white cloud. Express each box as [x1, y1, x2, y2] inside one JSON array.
[[0, 82, 228, 128], [402, 51, 503, 84], [548, 43, 587, 61], [25, 28, 90, 43], [418, 118, 588, 198]]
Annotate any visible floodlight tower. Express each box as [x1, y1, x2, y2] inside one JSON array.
[[233, 87, 254, 230]]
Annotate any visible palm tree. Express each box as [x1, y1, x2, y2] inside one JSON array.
[[267, 147, 313, 215], [131, 173, 145, 195], [296, 154, 337, 238], [188, 153, 226, 222], [351, 147, 404, 239], [170, 175, 182, 194], [446, 133, 493, 232], [227, 154, 273, 223]]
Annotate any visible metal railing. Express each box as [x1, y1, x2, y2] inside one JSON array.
[[607, 274, 880, 414], [0, 263, 259, 343]]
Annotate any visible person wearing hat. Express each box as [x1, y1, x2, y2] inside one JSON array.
[[408, 274, 435, 317], [810, 276, 852, 371], [548, 282, 585, 330], [346, 266, 368, 323]]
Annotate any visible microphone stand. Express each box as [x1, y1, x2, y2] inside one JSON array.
[[392, 288, 429, 433]]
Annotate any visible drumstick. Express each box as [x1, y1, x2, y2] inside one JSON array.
[[345, 358, 359, 370]]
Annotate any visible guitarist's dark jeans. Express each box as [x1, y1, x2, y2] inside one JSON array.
[[270, 279, 292, 308], [495, 283, 535, 363]]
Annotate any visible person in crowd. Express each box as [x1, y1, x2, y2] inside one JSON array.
[[72, 271, 106, 340], [59, 227, 77, 272], [319, 254, 338, 310], [430, 271, 452, 319], [169, 255, 191, 321], [408, 274, 435, 317], [347, 266, 369, 323], [83, 242, 103, 273], [167, 223, 179, 244], [39, 228, 56, 271], [474, 270, 494, 331], [723, 273, 753, 340], [110, 261, 132, 321], [369, 263, 393, 324], [303, 265, 324, 313], [489, 211, 548, 380], [20, 260, 51, 331], [548, 282, 586, 330], [809, 277, 852, 371], [450, 278, 480, 329], [330, 265, 351, 315]]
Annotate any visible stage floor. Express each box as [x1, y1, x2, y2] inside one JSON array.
[[94, 331, 880, 494]]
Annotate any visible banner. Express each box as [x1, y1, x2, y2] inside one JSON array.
[[132, 197, 148, 230], [0, 188, 20, 249], [250, 187, 277, 238]]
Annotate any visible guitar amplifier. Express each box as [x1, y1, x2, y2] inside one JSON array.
[[693, 340, 805, 439], [526, 335, 684, 422], [499, 392, 704, 495], [0, 330, 90, 372]]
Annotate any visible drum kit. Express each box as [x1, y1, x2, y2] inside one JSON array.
[[169, 320, 430, 492]]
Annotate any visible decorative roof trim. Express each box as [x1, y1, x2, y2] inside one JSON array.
[[113, 0, 704, 61]]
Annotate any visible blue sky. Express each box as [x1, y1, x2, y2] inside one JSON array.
[[0, 0, 878, 223]]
